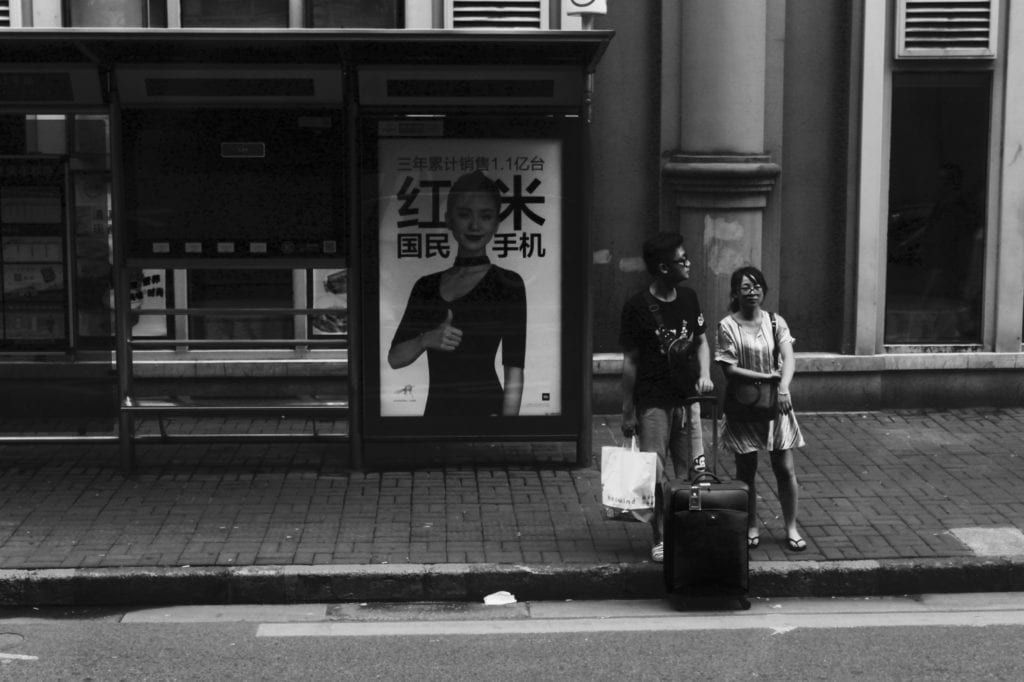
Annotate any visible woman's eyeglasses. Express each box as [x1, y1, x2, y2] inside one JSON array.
[[739, 283, 763, 294]]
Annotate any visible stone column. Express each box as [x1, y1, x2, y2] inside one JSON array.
[[663, 0, 780, 319]]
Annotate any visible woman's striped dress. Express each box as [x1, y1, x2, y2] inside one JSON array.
[[715, 312, 805, 453]]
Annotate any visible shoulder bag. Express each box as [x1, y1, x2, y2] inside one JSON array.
[[723, 312, 780, 422], [645, 291, 697, 393]]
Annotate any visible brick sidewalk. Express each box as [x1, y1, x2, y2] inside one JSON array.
[[0, 408, 1023, 571]]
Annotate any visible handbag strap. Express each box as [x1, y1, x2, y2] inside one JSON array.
[[769, 312, 780, 371], [643, 290, 669, 333]]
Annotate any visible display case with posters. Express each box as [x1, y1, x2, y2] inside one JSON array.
[[310, 267, 347, 337], [0, 165, 69, 346], [361, 117, 585, 443]]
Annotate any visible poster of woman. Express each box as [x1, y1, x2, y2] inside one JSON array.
[[377, 137, 562, 419]]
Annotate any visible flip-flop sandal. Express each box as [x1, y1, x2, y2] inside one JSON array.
[[785, 536, 808, 552]]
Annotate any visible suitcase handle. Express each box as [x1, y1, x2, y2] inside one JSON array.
[[684, 394, 720, 476], [690, 471, 722, 486]]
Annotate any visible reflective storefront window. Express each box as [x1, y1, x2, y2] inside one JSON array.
[[885, 73, 989, 344], [181, 0, 288, 27]]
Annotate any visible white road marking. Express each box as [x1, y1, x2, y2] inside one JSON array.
[[122, 604, 327, 624], [0, 653, 38, 661], [256, 608, 1024, 638]]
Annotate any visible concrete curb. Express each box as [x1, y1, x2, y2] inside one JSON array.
[[2, 557, 1023, 607]]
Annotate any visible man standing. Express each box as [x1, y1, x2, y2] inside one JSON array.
[[619, 232, 714, 562]]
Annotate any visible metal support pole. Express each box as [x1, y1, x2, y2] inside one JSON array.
[[345, 62, 363, 470], [109, 67, 135, 471]]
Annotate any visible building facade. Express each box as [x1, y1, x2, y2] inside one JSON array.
[[588, 0, 1024, 413], [1, 0, 1022, 468]]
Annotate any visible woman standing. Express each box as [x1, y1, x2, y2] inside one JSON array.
[[715, 266, 807, 552]]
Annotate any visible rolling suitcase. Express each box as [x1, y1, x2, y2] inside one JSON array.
[[662, 396, 750, 609]]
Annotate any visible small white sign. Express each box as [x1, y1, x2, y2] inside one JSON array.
[[566, 0, 607, 14], [217, 242, 235, 254], [249, 242, 268, 254], [185, 242, 202, 254]]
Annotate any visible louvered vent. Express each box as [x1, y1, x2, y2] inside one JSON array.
[[445, 0, 549, 30], [896, 0, 998, 58], [1, 0, 14, 28]]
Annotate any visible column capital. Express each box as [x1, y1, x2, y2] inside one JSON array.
[[663, 154, 781, 209]]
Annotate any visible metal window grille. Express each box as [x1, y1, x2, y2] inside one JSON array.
[[1, 0, 18, 27], [896, 0, 998, 59], [445, 0, 549, 30]]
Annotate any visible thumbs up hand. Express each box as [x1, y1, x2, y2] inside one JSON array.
[[420, 308, 463, 352]]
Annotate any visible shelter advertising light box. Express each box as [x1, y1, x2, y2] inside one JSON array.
[[376, 136, 563, 420]]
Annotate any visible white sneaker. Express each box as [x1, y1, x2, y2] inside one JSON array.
[[651, 542, 664, 563]]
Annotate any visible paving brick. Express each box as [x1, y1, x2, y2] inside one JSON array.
[[2, 408, 1024, 574]]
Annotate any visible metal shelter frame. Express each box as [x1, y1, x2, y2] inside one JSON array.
[[0, 29, 612, 470]]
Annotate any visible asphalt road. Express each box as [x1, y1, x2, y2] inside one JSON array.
[[2, 594, 1023, 680]]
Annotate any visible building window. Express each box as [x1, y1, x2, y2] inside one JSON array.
[[444, 0, 548, 29], [64, 0, 162, 27], [885, 72, 989, 345], [181, 0, 288, 28], [62, 0, 399, 28], [309, 0, 399, 27], [2, 0, 24, 27]]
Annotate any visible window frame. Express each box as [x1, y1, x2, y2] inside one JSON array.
[[853, 0, 1010, 354], [63, 1, 405, 28]]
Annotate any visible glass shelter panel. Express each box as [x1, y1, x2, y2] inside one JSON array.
[[121, 108, 346, 346], [0, 163, 66, 344], [0, 114, 114, 348], [187, 269, 293, 340], [122, 109, 343, 263], [885, 72, 989, 345]]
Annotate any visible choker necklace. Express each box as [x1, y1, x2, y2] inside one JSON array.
[[454, 255, 490, 267]]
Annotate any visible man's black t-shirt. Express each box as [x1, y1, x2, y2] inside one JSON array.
[[619, 286, 706, 408]]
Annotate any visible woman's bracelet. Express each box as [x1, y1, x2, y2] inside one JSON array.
[[778, 391, 790, 396]]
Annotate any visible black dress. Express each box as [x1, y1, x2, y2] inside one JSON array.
[[391, 265, 527, 417]]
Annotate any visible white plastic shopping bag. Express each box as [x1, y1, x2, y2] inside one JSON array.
[[601, 436, 657, 522]]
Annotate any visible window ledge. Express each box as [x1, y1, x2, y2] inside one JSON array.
[[592, 351, 1024, 375]]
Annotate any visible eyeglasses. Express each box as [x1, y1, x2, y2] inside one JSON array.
[[672, 255, 691, 265], [739, 283, 763, 294]]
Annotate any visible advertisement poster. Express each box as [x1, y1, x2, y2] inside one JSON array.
[[311, 267, 347, 336], [128, 269, 168, 337], [378, 137, 562, 418]]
